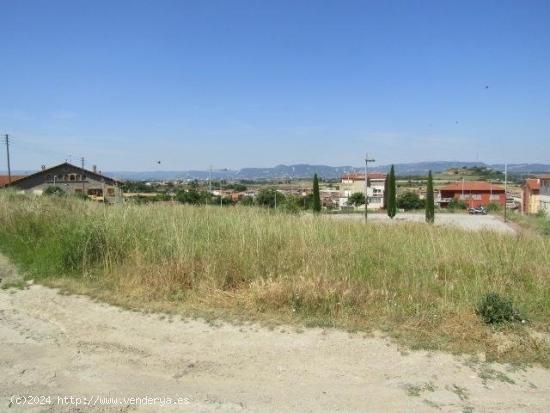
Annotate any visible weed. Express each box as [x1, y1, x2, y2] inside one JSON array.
[[476, 293, 523, 324]]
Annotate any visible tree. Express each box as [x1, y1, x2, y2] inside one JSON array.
[[348, 192, 366, 208], [397, 192, 424, 210], [383, 174, 389, 209], [239, 196, 255, 206], [176, 188, 209, 205], [312, 173, 321, 213], [425, 170, 435, 223], [256, 187, 284, 208], [281, 194, 301, 214], [387, 165, 397, 218]]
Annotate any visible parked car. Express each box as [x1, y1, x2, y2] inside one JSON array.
[[468, 206, 487, 215]]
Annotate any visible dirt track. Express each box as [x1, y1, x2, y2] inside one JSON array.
[[1, 285, 549, 412], [330, 213, 516, 234]]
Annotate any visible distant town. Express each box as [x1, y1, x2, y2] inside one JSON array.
[[1, 161, 549, 218]]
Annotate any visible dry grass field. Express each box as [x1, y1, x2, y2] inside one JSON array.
[[0, 191, 549, 366]]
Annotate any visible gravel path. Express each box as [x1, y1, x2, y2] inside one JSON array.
[[330, 212, 516, 234], [1, 284, 549, 412]]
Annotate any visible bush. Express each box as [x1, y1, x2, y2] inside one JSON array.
[[397, 192, 424, 210], [485, 202, 501, 212], [43, 186, 66, 196], [348, 192, 365, 207], [256, 188, 285, 208], [476, 293, 523, 324], [448, 199, 467, 210]]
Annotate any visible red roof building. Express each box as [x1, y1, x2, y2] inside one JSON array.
[[0, 175, 26, 187], [522, 178, 540, 214], [439, 181, 506, 208]]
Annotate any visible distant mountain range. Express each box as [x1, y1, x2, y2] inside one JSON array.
[[99, 162, 550, 181]]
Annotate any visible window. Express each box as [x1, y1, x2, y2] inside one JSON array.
[[75, 188, 83, 194], [471, 194, 481, 200], [70, 174, 76, 181], [107, 188, 115, 196], [490, 194, 500, 201]]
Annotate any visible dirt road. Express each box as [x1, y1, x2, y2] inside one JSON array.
[[330, 213, 516, 234], [1, 285, 549, 412]]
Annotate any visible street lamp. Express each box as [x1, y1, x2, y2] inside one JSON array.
[[364, 153, 376, 223]]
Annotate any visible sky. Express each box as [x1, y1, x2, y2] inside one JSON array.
[[1, 0, 550, 172]]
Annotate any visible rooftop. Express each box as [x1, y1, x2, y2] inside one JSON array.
[[341, 172, 387, 181], [0, 175, 26, 187], [524, 178, 540, 191], [440, 181, 505, 192]]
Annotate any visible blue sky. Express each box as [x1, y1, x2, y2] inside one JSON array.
[[1, 0, 549, 171]]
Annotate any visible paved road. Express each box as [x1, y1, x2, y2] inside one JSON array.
[[1, 285, 549, 412], [330, 212, 515, 234]]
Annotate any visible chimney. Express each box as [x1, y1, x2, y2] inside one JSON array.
[[92, 165, 97, 173], [41, 165, 46, 171]]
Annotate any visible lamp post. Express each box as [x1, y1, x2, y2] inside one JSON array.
[[364, 153, 376, 223]]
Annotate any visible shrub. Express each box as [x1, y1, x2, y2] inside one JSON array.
[[43, 186, 66, 196], [256, 188, 284, 208], [485, 202, 501, 212], [448, 199, 467, 210], [348, 192, 365, 207], [476, 293, 523, 324], [397, 191, 424, 210]]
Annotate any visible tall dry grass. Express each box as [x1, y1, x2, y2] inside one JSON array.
[[1, 191, 549, 364]]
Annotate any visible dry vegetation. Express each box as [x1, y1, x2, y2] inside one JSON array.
[[0, 191, 549, 366]]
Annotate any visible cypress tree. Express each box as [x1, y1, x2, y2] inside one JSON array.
[[383, 174, 389, 209], [425, 170, 435, 223], [312, 173, 321, 213], [387, 165, 397, 218]]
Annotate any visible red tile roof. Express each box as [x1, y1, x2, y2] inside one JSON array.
[[440, 181, 505, 192], [524, 178, 540, 191], [341, 172, 387, 180], [0, 175, 26, 187]]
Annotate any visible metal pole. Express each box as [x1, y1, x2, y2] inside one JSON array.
[[81, 157, 85, 194], [364, 154, 368, 222], [504, 163, 508, 222], [5, 134, 11, 184], [209, 165, 212, 193], [364, 153, 376, 223]]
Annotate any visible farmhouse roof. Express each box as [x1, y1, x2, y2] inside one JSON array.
[[439, 181, 505, 192], [5, 162, 120, 187]]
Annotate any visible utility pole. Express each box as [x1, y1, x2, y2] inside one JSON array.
[[81, 157, 85, 193], [504, 163, 508, 223], [4, 134, 11, 184], [364, 153, 376, 223]]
